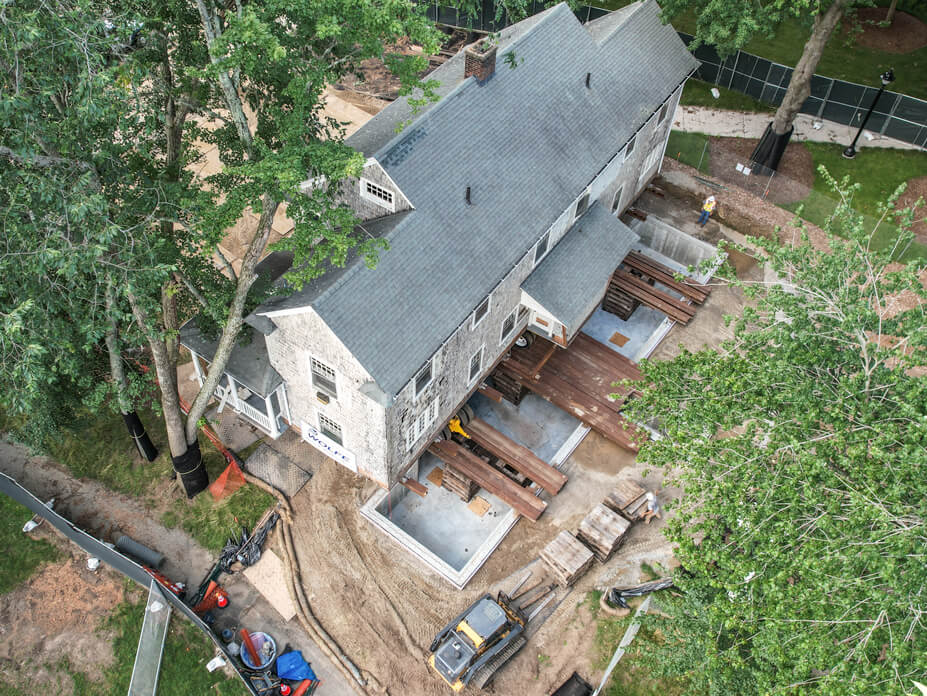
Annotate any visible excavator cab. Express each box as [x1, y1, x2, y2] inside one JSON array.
[[428, 594, 527, 691]]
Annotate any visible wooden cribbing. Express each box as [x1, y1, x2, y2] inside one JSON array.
[[610, 269, 695, 324], [428, 440, 547, 521], [540, 531, 594, 586], [624, 251, 710, 304], [465, 418, 567, 495]]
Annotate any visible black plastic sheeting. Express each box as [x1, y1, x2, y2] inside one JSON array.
[[605, 577, 675, 609], [171, 438, 210, 498], [122, 410, 159, 462], [0, 471, 258, 696], [219, 512, 280, 573], [749, 123, 794, 174]]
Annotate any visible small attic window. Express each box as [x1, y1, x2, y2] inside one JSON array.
[[624, 135, 636, 161], [658, 101, 669, 124], [360, 178, 395, 211], [574, 191, 590, 221]]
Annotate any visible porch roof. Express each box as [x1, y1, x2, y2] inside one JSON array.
[[179, 321, 283, 398], [521, 202, 638, 336]]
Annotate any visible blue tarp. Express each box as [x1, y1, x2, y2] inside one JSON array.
[[276, 651, 318, 682]]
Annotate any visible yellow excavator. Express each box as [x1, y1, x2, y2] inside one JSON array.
[[428, 593, 527, 691]]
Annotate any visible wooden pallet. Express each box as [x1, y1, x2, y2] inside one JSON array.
[[428, 440, 547, 521], [540, 531, 594, 586], [577, 504, 631, 562], [442, 462, 480, 502], [603, 479, 648, 521], [491, 369, 526, 405], [466, 418, 567, 495], [610, 269, 696, 325], [624, 251, 710, 304]]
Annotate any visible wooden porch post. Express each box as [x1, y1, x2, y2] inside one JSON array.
[[191, 352, 205, 386], [265, 394, 280, 438]]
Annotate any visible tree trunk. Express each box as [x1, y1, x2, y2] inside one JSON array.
[[886, 0, 898, 24], [105, 285, 158, 462], [772, 0, 852, 136]]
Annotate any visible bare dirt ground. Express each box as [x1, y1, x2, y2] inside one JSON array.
[[0, 529, 129, 693], [845, 8, 927, 53], [279, 185, 760, 695], [708, 136, 815, 206], [898, 174, 927, 243]]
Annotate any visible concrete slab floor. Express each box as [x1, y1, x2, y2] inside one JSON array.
[[581, 305, 667, 361], [375, 453, 512, 571], [469, 391, 580, 464]]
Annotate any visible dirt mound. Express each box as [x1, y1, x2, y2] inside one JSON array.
[[708, 136, 815, 206], [847, 8, 927, 53], [897, 174, 927, 243], [0, 554, 126, 691]]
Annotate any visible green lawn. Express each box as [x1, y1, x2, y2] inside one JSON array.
[[15, 404, 273, 554], [787, 142, 927, 260], [680, 79, 775, 113], [666, 130, 710, 172], [0, 495, 60, 594]]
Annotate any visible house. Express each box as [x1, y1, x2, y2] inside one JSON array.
[[180, 0, 698, 489]]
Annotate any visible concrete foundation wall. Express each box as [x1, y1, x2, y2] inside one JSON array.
[[265, 310, 390, 484], [630, 215, 718, 270]]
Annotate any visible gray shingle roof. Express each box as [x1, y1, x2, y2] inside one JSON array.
[[257, 0, 696, 397], [522, 202, 638, 335], [179, 321, 283, 397]]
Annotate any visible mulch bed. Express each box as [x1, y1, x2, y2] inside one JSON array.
[[898, 174, 927, 243], [707, 136, 815, 206], [845, 8, 927, 53]]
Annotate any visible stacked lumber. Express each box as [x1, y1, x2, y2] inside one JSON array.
[[610, 269, 696, 325], [428, 440, 547, 521], [603, 479, 648, 520], [441, 463, 479, 502], [466, 418, 567, 495], [491, 370, 526, 405], [577, 504, 631, 562], [624, 251, 710, 304], [601, 283, 639, 320], [540, 531, 594, 586]]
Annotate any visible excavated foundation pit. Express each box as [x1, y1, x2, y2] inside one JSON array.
[[362, 215, 720, 588]]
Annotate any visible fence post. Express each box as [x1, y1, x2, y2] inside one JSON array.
[[696, 139, 708, 172]]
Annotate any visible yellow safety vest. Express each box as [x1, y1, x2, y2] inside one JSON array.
[[703, 199, 716, 213]]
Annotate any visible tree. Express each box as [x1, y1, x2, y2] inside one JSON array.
[[662, 0, 856, 171], [2, 0, 442, 495], [885, 0, 899, 25], [621, 177, 927, 694]]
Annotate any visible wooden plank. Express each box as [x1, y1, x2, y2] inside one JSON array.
[[428, 440, 547, 521], [611, 271, 694, 324], [604, 479, 647, 517], [478, 383, 504, 403], [539, 353, 627, 414], [611, 271, 696, 320], [571, 333, 643, 382], [624, 251, 709, 303], [506, 337, 557, 379], [519, 369, 642, 452], [577, 504, 632, 561], [400, 478, 428, 497], [540, 531, 594, 585], [466, 418, 567, 495]]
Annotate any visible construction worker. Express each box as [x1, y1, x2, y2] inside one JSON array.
[[641, 491, 662, 524], [698, 195, 716, 226]]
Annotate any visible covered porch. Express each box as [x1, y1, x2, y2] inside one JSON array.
[[180, 321, 290, 439]]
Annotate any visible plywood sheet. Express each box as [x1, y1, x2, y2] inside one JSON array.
[[468, 496, 491, 517], [609, 332, 630, 347], [242, 549, 297, 622], [426, 466, 444, 487]]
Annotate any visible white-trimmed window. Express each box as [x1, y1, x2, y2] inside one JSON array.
[[500, 308, 518, 344], [517, 305, 529, 323], [657, 101, 669, 124], [468, 347, 484, 384], [360, 178, 395, 211], [472, 295, 491, 329], [533, 232, 550, 266], [318, 413, 343, 445], [405, 397, 439, 450], [573, 190, 590, 221], [624, 135, 636, 161], [611, 186, 624, 214], [414, 359, 433, 398], [311, 357, 337, 398]]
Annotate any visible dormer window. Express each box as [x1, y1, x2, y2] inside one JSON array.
[[414, 359, 433, 397], [534, 232, 550, 266], [360, 178, 396, 211], [624, 135, 636, 161], [658, 101, 669, 124]]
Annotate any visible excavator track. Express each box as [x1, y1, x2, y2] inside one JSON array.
[[470, 634, 528, 690]]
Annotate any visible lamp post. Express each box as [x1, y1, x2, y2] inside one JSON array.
[[842, 69, 895, 159]]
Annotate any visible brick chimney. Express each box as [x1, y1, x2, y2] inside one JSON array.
[[464, 41, 497, 83]]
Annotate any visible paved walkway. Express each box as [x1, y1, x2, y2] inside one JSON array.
[[674, 103, 925, 152]]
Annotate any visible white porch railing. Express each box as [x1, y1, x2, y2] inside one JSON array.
[[237, 399, 272, 433]]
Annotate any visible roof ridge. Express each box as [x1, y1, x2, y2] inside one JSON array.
[[372, 2, 577, 163]]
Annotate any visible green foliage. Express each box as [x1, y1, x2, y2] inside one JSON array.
[[680, 79, 775, 113], [0, 495, 60, 594], [621, 177, 927, 694]]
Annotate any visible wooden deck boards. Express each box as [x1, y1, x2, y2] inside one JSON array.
[[428, 440, 547, 521], [465, 418, 567, 495]]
